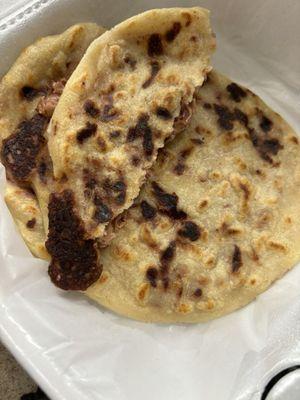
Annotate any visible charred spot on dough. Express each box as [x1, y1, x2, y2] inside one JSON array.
[[174, 163, 185, 175], [1, 114, 48, 181], [158, 148, 169, 165], [141, 200, 157, 220], [109, 130, 121, 139], [113, 180, 126, 205], [136, 115, 153, 156], [248, 129, 259, 148], [234, 108, 249, 126], [84, 99, 99, 118], [180, 147, 193, 159], [20, 85, 43, 101], [93, 194, 113, 223], [83, 169, 98, 191], [143, 126, 154, 156], [59, 173, 68, 184], [99, 94, 119, 122], [160, 241, 176, 289], [232, 245, 242, 273], [38, 160, 47, 184], [142, 60, 160, 89], [26, 218, 36, 229], [146, 267, 158, 288], [260, 115, 273, 132], [173, 147, 193, 176], [127, 114, 154, 157], [152, 182, 187, 220], [123, 54, 137, 69], [100, 84, 115, 96], [76, 122, 97, 144], [103, 178, 127, 205], [214, 104, 248, 130], [260, 138, 283, 162], [131, 155, 141, 166], [193, 288, 202, 297], [160, 241, 176, 265], [25, 187, 35, 197], [127, 117, 143, 141], [165, 22, 181, 42], [213, 104, 235, 130], [226, 82, 247, 102], [147, 33, 163, 57], [249, 129, 283, 163], [97, 137, 107, 152], [155, 107, 172, 120], [178, 221, 201, 241], [46, 190, 101, 291]]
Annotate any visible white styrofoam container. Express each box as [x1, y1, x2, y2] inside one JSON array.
[[0, 1, 299, 399]]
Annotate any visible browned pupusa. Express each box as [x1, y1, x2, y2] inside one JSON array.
[[43, 8, 215, 291], [86, 71, 300, 322], [0, 24, 104, 260], [3, 69, 300, 321], [47, 7, 215, 245]]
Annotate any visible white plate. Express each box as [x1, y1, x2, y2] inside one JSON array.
[[0, 1, 300, 399]]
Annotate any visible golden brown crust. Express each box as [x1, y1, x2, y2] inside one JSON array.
[[48, 8, 215, 241], [87, 71, 300, 322], [0, 24, 104, 255]]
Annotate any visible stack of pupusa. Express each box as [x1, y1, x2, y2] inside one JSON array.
[[1, 8, 300, 323]]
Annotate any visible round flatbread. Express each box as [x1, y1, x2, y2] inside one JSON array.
[[0, 23, 104, 258], [86, 70, 300, 322], [47, 7, 215, 242]]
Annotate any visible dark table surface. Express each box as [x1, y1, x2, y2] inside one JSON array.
[[0, 341, 49, 400]]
